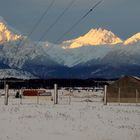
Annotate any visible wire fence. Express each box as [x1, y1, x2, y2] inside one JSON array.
[[1, 85, 139, 106], [0, 88, 104, 105]]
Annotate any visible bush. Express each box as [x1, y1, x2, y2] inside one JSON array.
[[15, 91, 20, 98]]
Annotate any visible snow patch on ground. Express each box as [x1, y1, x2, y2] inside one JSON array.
[[0, 90, 139, 140]]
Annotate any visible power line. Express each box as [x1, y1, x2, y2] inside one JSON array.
[[18, 0, 55, 47], [55, 0, 103, 43], [38, 0, 76, 42], [28, 0, 55, 38]]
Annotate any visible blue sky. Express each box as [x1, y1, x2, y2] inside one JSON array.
[[0, 0, 139, 43]]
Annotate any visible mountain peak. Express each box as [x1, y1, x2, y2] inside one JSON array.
[[124, 32, 140, 45], [0, 17, 21, 44], [62, 28, 123, 49], [87, 28, 112, 35]]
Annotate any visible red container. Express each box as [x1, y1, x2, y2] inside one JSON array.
[[23, 89, 46, 96]]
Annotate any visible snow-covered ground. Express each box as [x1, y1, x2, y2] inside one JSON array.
[[0, 89, 140, 140]]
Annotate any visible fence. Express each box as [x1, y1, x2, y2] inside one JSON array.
[[0, 88, 53, 105], [0, 87, 105, 105]]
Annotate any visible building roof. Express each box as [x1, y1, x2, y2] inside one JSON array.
[[108, 75, 140, 88]]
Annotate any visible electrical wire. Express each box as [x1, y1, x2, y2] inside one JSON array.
[[28, 0, 55, 38], [18, 0, 55, 47], [38, 0, 76, 42], [55, 0, 103, 43]]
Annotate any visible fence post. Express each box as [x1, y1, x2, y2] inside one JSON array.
[[104, 85, 107, 105], [4, 84, 9, 105], [136, 89, 138, 105], [20, 89, 23, 104], [37, 90, 39, 104], [54, 84, 58, 104], [118, 88, 121, 105], [69, 94, 71, 105]]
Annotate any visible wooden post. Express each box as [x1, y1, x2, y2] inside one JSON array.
[[20, 89, 23, 104], [69, 94, 71, 105], [54, 84, 58, 104], [4, 84, 9, 105], [118, 88, 121, 105], [104, 85, 107, 105], [136, 89, 138, 105], [37, 90, 39, 104]]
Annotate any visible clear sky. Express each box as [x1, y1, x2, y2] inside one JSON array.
[[0, 0, 139, 43]]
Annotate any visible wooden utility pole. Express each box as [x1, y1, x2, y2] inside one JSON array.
[[37, 91, 39, 104], [69, 94, 71, 105], [20, 89, 23, 104], [54, 84, 58, 104], [104, 85, 107, 105], [4, 84, 9, 105]]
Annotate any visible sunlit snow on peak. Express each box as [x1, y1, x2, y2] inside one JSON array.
[[124, 32, 140, 45], [62, 28, 123, 49], [0, 19, 21, 44]]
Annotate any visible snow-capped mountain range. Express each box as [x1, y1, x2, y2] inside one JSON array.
[[0, 16, 140, 79]]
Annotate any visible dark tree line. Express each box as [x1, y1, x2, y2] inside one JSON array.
[[0, 78, 111, 89]]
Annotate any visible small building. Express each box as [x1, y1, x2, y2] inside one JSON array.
[[107, 76, 140, 103]]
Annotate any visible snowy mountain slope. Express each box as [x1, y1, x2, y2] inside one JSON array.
[[0, 39, 67, 78], [1, 35, 140, 78], [0, 69, 37, 79], [100, 41, 140, 66], [0, 17, 69, 78], [124, 32, 140, 45], [1, 40, 56, 68], [45, 30, 140, 68], [0, 17, 21, 34], [0, 17, 21, 44], [44, 44, 113, 67], [62, 28, 123, 49], [0, 60, 34, 79], [71, 41, 140, 78]]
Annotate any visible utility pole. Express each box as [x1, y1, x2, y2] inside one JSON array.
[[54, 84, 58, 104], [37, 90, 39, 104], [104, 85, 107, 105], [20, 89, 23, 104], [4, 84, 9, 105]]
